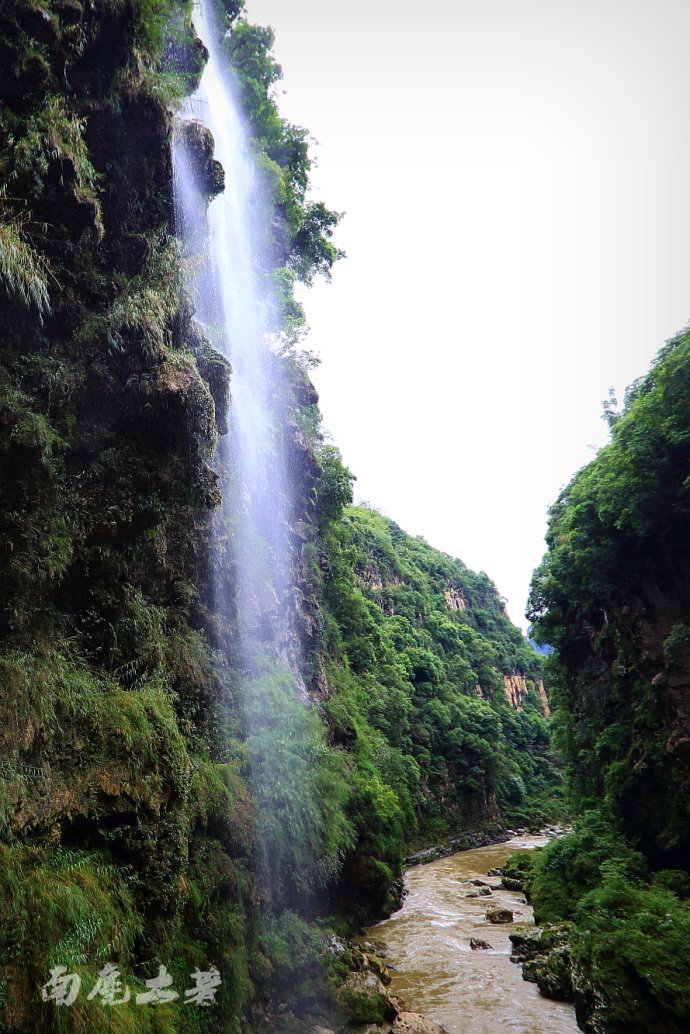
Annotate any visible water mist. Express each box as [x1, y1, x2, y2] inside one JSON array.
[[174, 1, 293, 655], [172, 1, 345, 910]]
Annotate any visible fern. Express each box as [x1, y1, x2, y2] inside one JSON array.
[[49, 912, 104, 968], [0, 219, 51, 314]]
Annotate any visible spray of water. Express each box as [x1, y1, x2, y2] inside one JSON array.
[[172, 2, 347, 910], [174, 1, 296, 661]]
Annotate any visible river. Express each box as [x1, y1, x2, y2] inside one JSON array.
[[361, 835, 580, 1034]]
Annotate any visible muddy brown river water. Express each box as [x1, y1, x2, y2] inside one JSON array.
[[361, 835, 580, 1034]]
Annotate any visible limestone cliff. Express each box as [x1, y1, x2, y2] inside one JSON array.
[[502, 674, 551, 717]]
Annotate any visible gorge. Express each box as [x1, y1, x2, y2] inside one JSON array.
[[0, 2, 688, 1034]]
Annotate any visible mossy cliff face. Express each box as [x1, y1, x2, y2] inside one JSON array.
[[529, 330, 690, 868], [0, 2, 261, 1030], [309, 490, 562, 925], [525, 330, 690, 1033]]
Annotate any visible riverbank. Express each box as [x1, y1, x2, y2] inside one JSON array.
[[405, 822, 509, 867], [405, 822, 569, 868]]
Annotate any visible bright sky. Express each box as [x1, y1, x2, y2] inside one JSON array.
[[244, 0, 690, 630]]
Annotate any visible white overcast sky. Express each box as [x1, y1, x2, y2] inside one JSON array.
[[243, 0, 690, 630]]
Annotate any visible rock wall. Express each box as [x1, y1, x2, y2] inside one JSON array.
[[443, 584, 468, 611], [503, 674, 551, 716], [503, 673, 529, 709], [536, 678, 551, 717], [0, 3, 267, 1029]]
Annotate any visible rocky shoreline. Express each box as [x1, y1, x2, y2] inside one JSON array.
[[405, 822, 569, 868], [491, 840, 606, 1033], [308, 1017, 448, 1034], [509, 925, 574, 1000], [338, 825, 573, 1034], [404, 822, 510, 867], [283, 825, 572, 1034], [254, 938, 449, 1034]]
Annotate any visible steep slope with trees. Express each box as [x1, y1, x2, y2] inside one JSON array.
[[525, 328, 690, 1033], [311, 455, 561, 921]]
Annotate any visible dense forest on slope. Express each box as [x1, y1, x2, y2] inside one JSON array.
[[0, 1, 561, 1031], [522, 329, 690, 1033], [311, 465, 561, 921]]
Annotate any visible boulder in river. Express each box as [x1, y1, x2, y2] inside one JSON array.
[[486, 907, 514, 923], [363, 951, 392, 985], [470, 937, 493, 950]]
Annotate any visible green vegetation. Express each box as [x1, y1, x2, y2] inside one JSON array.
[[0, 211, 51, 314], [526, 326, 690, 1031], [239, 655, 354, 908], [0, 1, 564, 1031], [508, 813, 690, 1033], [528, 327, 690, 859], [0, 3, 263, 1031], [307, 447, 562, 921], [221, 15, 344, 296]]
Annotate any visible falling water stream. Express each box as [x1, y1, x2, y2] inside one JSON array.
[[174, 0, 294, 659], [173, 0, 327, 909], [362, 836, 580, 1034]]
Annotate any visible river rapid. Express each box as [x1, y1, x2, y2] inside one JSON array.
[[361, 835, 580, 1034]]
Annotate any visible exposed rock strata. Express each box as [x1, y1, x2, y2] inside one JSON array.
[[503, 673, 551, 716], [443, 583, 468, 611]]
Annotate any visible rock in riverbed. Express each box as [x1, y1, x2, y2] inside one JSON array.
[[357, 1010, 449, 1034], [486, 907, 513, 923], [338, 969, 398, 1024], [392, 1012, 449, 1033], [509, 925, 573, 1001]]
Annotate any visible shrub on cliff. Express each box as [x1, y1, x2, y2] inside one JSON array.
[[571, 873, 690, 1033], [530, 811, 647, 924]]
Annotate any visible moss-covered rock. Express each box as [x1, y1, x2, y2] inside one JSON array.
[[338, 970, 398, 1025], [486, 907, 513, 924], [510, 926, 573, 1001]]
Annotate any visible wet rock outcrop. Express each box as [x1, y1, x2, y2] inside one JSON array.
[[510, 926, 573, 1001], [0, 3, 265, 1029]]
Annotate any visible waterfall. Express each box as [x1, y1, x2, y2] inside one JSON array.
[[174, 0, 296, 665], [172, 1, 339, 909]]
